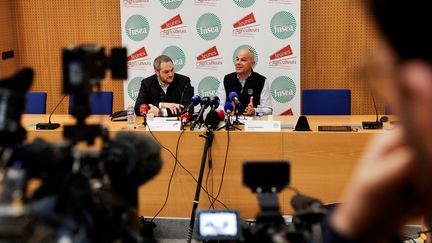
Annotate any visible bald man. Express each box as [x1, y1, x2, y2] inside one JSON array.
[[217, 48, 272, 116]]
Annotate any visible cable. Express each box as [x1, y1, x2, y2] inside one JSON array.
[[287, 185, 301, 195], [209, 127, 230, 209], [150, 128, 185, 221], [146, 126, 228, 211]]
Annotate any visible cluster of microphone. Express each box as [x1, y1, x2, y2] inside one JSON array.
[[137, 91, 243, 131]]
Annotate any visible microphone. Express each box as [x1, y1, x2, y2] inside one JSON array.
[[181, 95, 201, 115], [139, 104, 149, 116], [36, 95, 67, 130], [209, 96, 220, 111], [204, 110, 223, 131], [139, 104, 149, 126], [190, 96, 210, 131], [228, 91, 241, 105], [223, 103, 233, 130], [217, 109, 225, 122], [180, 113, 190, 128], [179, 81, 191, 107], [362, 92, 383, 129]]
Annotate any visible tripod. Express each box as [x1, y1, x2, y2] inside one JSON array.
[[217, 113, 241, 131], [186, 129, 214, 243]]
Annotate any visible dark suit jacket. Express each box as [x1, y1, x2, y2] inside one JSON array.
[[134, 73, 193, 116]]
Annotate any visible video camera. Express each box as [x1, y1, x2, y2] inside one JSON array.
[[195, 161, 328, 243], [0, 45, 162, 243]]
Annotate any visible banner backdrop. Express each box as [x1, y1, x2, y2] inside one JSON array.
[[121, 0, 300, 115]]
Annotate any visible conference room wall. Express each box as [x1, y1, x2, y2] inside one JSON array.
[[0, 0, 18, 78], [1, 0, 383, 115]]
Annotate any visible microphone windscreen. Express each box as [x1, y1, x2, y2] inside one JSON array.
[[224, 102, 233, 113], [210, 96, 220, 108], [205, 110, 220, 130], [217, 110, 225, 121], [139, 104, 149, 115], [200, 96, 211, 108], [228, 91, 238, 101], [191, 95, 202, 106], [105, 132, 162, 188], [180, 113, 189, 122]]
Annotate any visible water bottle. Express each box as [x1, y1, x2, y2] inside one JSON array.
[[127, 105, 135, 125]]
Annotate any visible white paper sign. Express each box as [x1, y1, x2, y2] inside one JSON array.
[[146, 120, 181, 131], [244, 120, 281, 132]]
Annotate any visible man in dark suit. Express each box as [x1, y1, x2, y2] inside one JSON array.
[[134, 55, 193, 117]]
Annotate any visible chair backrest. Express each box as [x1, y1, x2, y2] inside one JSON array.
[[25, 92, 47, 114], [69, 91, 113, 115], [301, 89, 351, 115]]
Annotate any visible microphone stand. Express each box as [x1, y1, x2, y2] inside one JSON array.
[[232, 105, 243, 125], [186, 129, 214, 243], [217, 113, 241, 131]]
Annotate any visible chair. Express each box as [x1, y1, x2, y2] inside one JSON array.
[[69, 91, 113, 115], [301, 89, 351, 115], [25, 92, 47, 114]]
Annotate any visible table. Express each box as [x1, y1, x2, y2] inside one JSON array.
[[20, 114, 396, 219]]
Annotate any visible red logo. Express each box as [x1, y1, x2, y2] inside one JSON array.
[[196, 46, 223, 70], [270, 45, 293, 60], [196, 46, 219, 61], [161, 14, 183, 30], [233, 13, 256, 28], [128, 47, 148, 61]]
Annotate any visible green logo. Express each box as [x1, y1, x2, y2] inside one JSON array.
[[198, 76, 220, 97], [270, 11, 296, 39], [196, 13, 222, 40], [232, 45, 258, 65], [270, 76, 296, 103], [128, 76, 144, 101], [160, 0, 183, 9], [162, 46, 186, 72], [233, 0, 256, 8], [125, 15, 150, 41]]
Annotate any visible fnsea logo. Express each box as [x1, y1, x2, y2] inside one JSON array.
[[160, 0, 183, 9], [128, 47, 152, 70], [233, 0, 256, 8], [269, 44, 297, 69], [233, 45, 258, 65], [270, 11, 296, 39], [270, 76, 296, 103], [160, 14, 187, 38], [127, 76, 144, 101], [125, 15, 150, 41], [232, 13, 260, 37], [196, 13, 222, 40], [198, 76, 220, 98], [162, 46, 186, 72], [122, 0, 149, 7], [196, 46, 223, 70]]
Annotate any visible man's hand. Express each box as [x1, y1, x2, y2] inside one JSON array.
[[243, 96, 255, 116], [148, 104, 160, 117], [160, 102, 182, 115]]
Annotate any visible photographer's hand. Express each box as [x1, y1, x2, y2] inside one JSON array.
[[331, 130, 422, 242]]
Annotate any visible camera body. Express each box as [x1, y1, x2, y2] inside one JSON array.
[[0, 46, 162, 242], [62, 44, 127, 95], [195, 161, 326, 243]]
